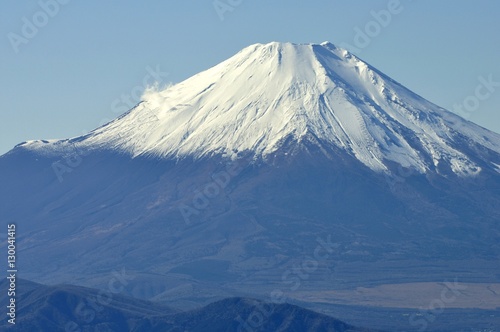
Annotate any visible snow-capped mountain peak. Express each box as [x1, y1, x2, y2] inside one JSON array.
[[26, 42, 500, 176]]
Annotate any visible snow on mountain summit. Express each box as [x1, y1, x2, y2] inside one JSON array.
[[25, 42, 500, 175]]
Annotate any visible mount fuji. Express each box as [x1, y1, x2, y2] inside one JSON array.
[[1, 42, 500, 329], [20, 42, 500, 175]]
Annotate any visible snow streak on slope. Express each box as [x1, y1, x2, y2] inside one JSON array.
[[19, 42, 500, 176]]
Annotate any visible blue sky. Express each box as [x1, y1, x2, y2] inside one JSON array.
[[1, 0, 499, 155]]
